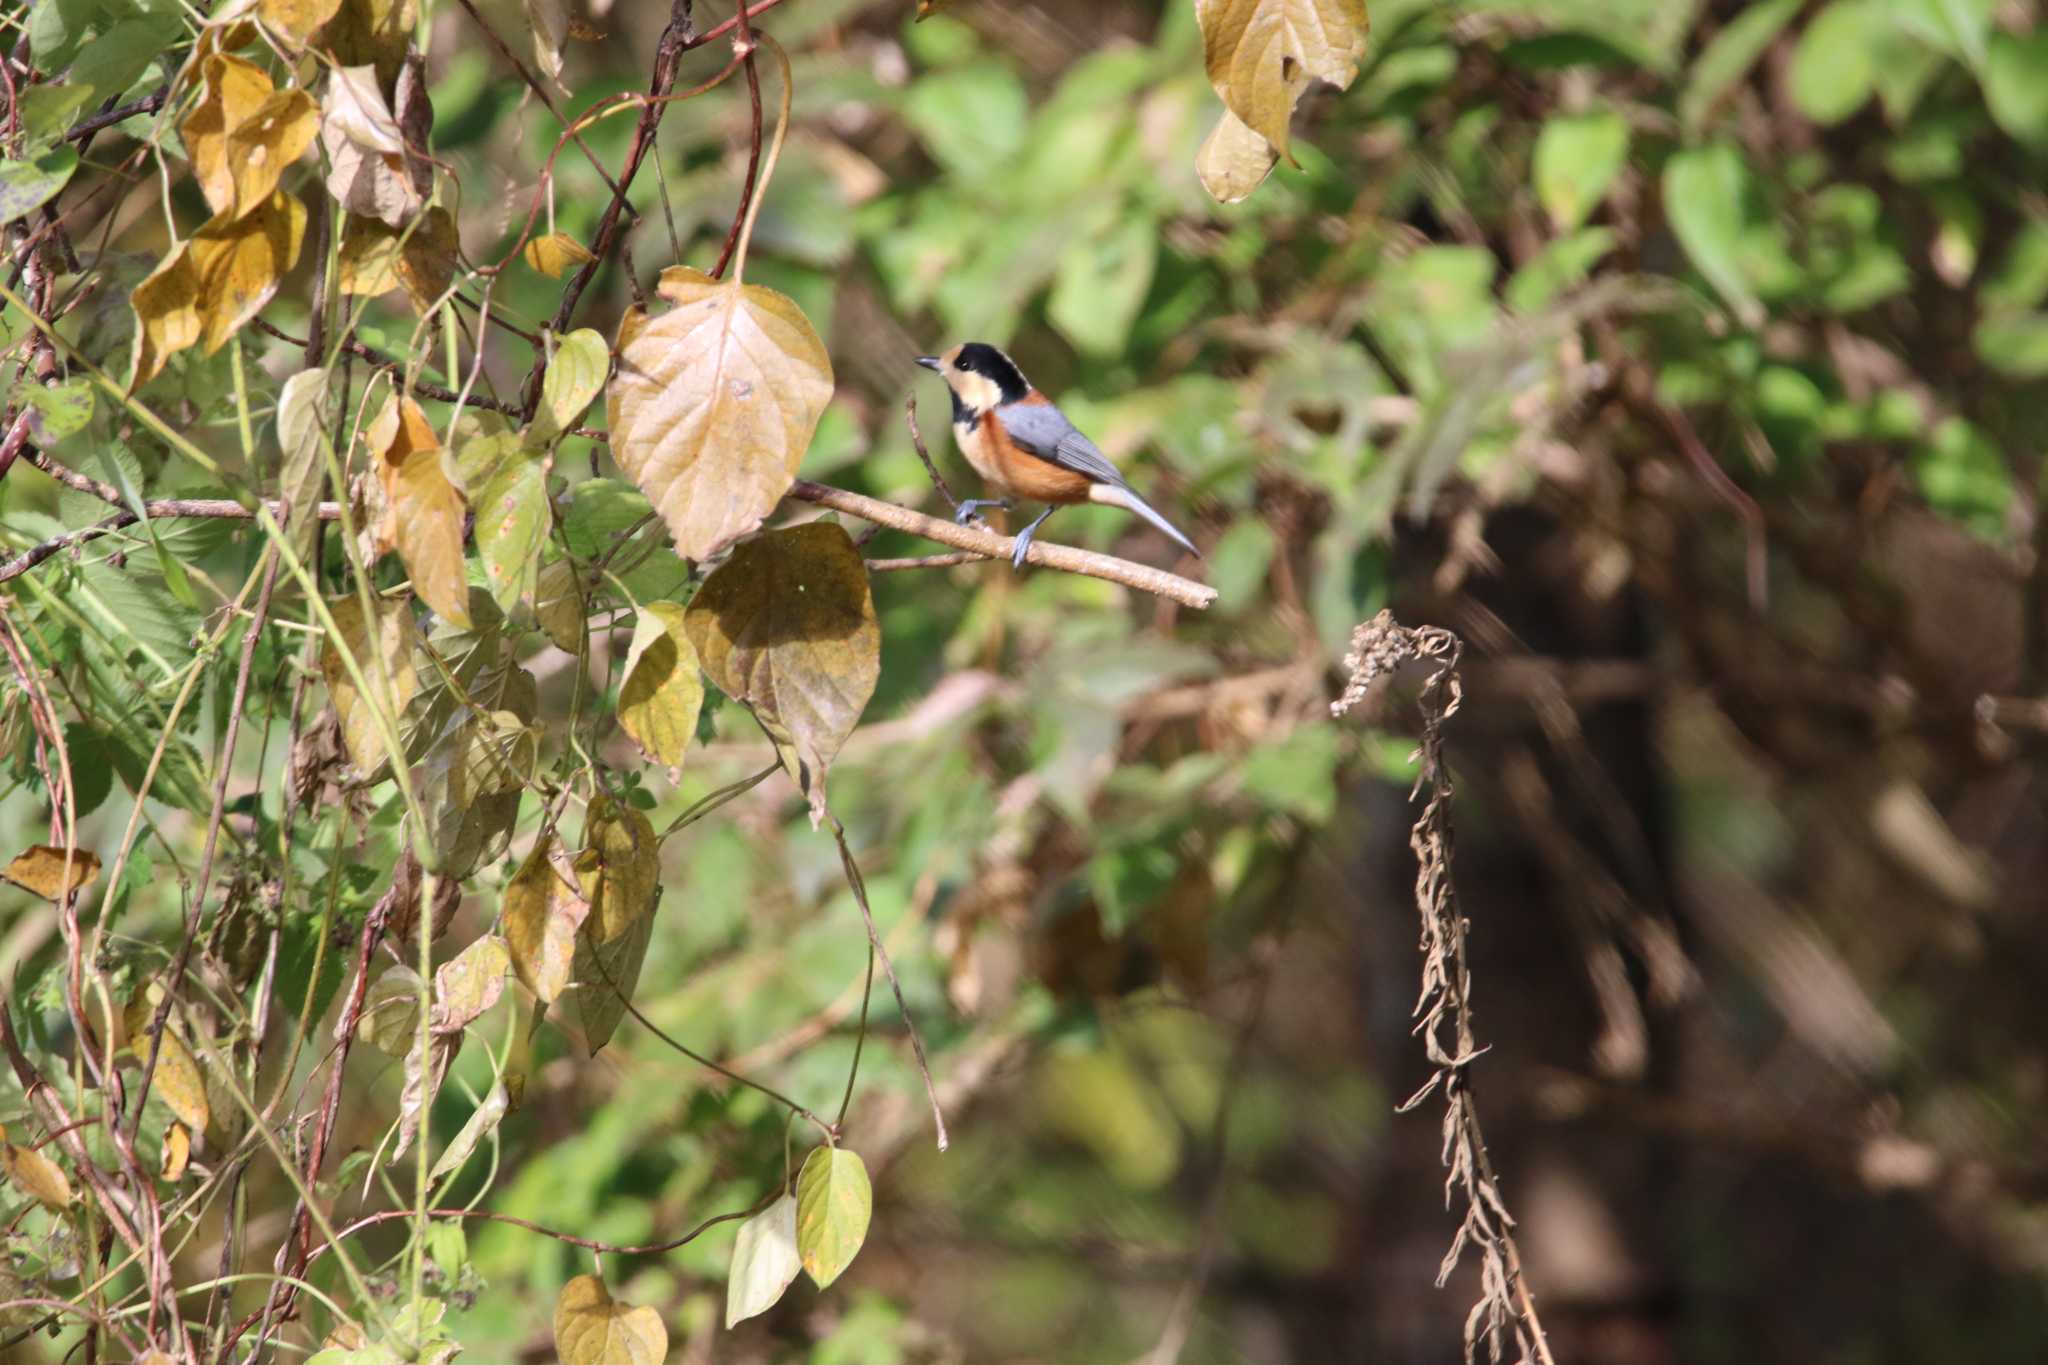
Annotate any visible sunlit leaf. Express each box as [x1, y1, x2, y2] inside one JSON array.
[[1790, 0, 1878, 126], [795, 1146, 871, 1289], [276, 366, 334, 565], [432, 934, 510, 1034], [726, 1192, 801, 1327], [262, 0, 347, 45], [372, 394, 471, 626], [580, 795, 658, 946], [0, 148, 80, 227], [1195, 0, 1368, 158], [337, 213, 404, 296], [607, 266, 834, 561], [2, 844, 100, 899], [319, 593, 421, 771], [1195, 106, 1278, 204], [321, 65, 427, 227], [1662, 142, 1764, 328], [553, 1275, 667, 1365], [180, 54, 274, 217], [124, 994, 211, 1134], [1, 1131, 74, 1210], [475, 446, 549, 613], [130, 246, 202, 386], [188, 190, 308, 353], [428, 1081, 509, 1182], [617, 601, 704, 771], [15, 378, 92, 445], [502, 838, 589, 1003], [534, 327, 610, 443], [160, 1121, 191, 1182], [523, 230, 595, 278], [683, 522, 878, 825]]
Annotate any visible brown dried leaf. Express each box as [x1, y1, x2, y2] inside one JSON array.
[[607, 266, 834, 561], [617, 601, 703, 771], [1196, 0, 1367, 158], [532, 557, 586, 653], [395, 206, 459, 313], [372, 395, 470, 627], [337, 213, 404, 296], [1, 1132, 73, 1210], [554, 1274, 667, 1365], [527, 0, 570, 93], [319, 593, 420, 772], [1196, 106, 1281, 204], [2, 844, 100, 899], [683, 523, 878, 825], [503, 839, 590, 1004]]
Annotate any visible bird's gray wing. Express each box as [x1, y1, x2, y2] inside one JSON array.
[[996, 401, 1129, 487]]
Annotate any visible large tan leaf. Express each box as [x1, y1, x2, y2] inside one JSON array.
[[607, 266, 833, 561], [188, 190, 308, 354], [1196, 0, 1368, 157], [502, 839, 589, 1004], [320, 65, 428, 226], [130, 247, 201, 386], [1196, 106, 1281, 204], [617, 601, 703, 771], [180, 54, 274, 217], [2, 845, 100, 899], [372, 395, 470, 627], [553, 1275, 667, 1365], [431, 934, 509, 1033], [683, 523, 878, 825], [319, 593, 420, 771], [223, 90, 318, 220]]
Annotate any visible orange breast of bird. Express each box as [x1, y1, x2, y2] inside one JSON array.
[[969, 410, 1092, 504]]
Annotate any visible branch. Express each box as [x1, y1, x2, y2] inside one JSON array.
[[788, 481, 1217, 610]]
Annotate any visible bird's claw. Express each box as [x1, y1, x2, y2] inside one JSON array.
[[1008, 508, 1055, 571], [953, 498, 1009, 526]]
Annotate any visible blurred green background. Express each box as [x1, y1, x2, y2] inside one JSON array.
[[6, 0, 2048, 1360]]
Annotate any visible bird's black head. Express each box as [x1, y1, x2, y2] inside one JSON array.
[[950, 342, 1029, 405]]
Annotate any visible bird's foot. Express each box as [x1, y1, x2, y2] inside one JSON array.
[[953, 498, 1010, 526], [1009, 508, 1056, 571]]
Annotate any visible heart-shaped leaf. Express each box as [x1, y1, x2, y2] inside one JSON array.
[[502, 838, 589, 1003], [1196, 0, 1368, 158], [554, 1275, 667, 1365], [608, 266, 834, 561]]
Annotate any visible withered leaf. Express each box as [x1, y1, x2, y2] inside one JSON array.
[[683, 523, 878, 825], [124, 993, 211, 1134], [319, 593, 420, 772], [260, 0, 347, 45], [361, 964, 423, 1056], [553, 1275, 667, 1365], [2, 844, 100, 899], [523, 230, 595, 278], [186, 190, 308, 353], [580, 795, 658, 946], [180, 54, 274, 218], [617, 601, 703, 771], [372, 395, 470, 627], [160, 1121, 191, 1182], [607, 266, 833, 562], [1, 1131, 74, 1210], [532, 557, 587, 654], [502, 838, 589, 1004], [431, 934, 510, 1034], [1196, 106, 1281, 204], [1195, 0, 1368, 159]]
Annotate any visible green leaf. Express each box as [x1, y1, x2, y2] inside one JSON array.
[[1679, 0, 1800, 132], [533, 327, 609, 443], [474, 446, 550, 614], [16, 85, 96, 150], [69, 17, 182, 108], [1662, 142, 1764, 327], [1891, 0, 1993, 69], [1973, 313, 2048, 378], [16, 378, 93, 443], [795, 1146, 871, 1289], [1532, 110, 1628, 231], [1984, 30, 2048, 145], [428, 1082, 508, 1182], [1789, 1, 1878, 125], [0, 148, 80, 227], [900, 63, 1029, 184], [1048, 214, 1158, 356], [1912, 416, 2011, 536], [1506, 226, 1618, 313], [726, 1192, 802, 1327]]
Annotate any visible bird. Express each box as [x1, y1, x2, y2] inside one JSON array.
[[914, 343, 1200, 570]]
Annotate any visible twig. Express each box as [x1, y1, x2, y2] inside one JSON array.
[[903, 392, 960, 512], [708, 0, 764, 281], [315, 1187, 781, 1260], [449, 0, 629, 201], [64, 89, 167, 142], [789, 480, 1217, 610], [866, 552, 979, 572]]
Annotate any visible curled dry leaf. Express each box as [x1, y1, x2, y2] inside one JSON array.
[[1, 1129, 74, 1210], [554, 1275, 668, 1365], [1197, 106, 1281, 204], [607, 266, 834, 562], [683, 523, 879, 826], [2, 844, 100, 899], [428, 1080, 509, 1182], [160, 1120, 192, 1182], [527, 0, 570, 93], [182, 54, 314, 220], [617, 601, 704, 771], [795, 1145, 872, 1289], [319, 593, 421, 772], [523, 230, 595, 278], [502, 838, 590, 1003], [1195, 0, 1368, 159], [371, 394, 471, 627], [726, 1192, 801, 1328]]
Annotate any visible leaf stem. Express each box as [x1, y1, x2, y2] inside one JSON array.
[[730, 32, 794, 284]]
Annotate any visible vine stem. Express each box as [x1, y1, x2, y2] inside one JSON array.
[[729, 32, 794, 284]]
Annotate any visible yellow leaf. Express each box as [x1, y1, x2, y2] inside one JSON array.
[[261, 0, 347, 45], [475, 446, 549, 613], [188, 190, 308, 354], [533, 327, 609, 443], [606, 266, 834, 561], [223, 90, 318, 220], [319, 593, 420, 772], [2, 845, 100, 899], [372, 395, 470, 626], [431, 934, 510, 1033], [580, 795, 657, 946], [337, 213, 402, 296], [124, 994, 211, 1135], [683, 523, 878, 826], [1195, 106, 1281, 204], [795, 1145, 871, 1289], [160, 1121, 191, 1182], [2, 1135, 74, 1210], [130, 245, 202, 386], [181, 54, 275, 218], [553, 1275, 667, 1365], [502, 839, 588, 1004], [523, 230, 595, 278], [617, 601, 703, 771], [1195, 0, 1368, 158]]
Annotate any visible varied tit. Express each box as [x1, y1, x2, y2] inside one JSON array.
[[914, 343, 1200, 569]]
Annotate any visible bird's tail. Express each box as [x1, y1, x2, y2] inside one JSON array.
[[1089, 481, 1201, 559]]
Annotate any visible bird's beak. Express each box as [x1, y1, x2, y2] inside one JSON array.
[[914, 356, 941, 372]]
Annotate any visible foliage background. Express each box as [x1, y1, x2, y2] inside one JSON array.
[[4, 0, 2048, 1361]]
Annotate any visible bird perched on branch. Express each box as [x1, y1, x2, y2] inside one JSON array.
[[915, 343, 1200, 569]]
